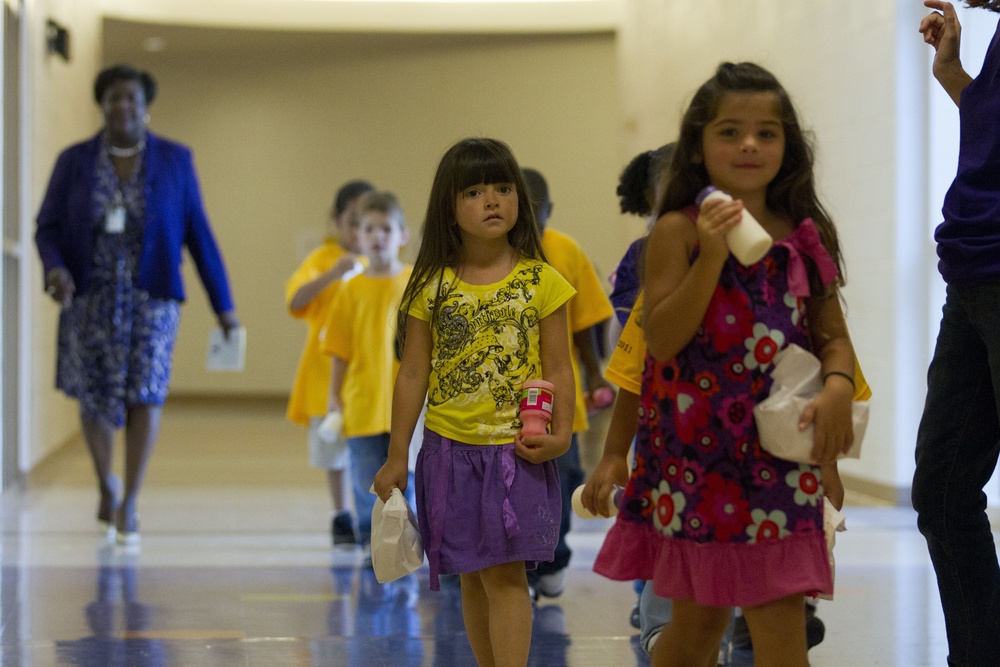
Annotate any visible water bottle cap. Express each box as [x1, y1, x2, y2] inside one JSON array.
[[695, 185, 721, 207]]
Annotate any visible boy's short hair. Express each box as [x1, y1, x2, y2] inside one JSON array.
[[357, 191, 406, 229], [333, 180, 374, 217]]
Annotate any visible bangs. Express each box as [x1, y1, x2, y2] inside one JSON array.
[[452, 144, 518, 191]]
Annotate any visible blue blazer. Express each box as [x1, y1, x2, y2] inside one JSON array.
[[35, 131, 235, 314]]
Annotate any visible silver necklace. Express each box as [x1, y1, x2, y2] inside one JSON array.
[[108, 139, 145, 158]]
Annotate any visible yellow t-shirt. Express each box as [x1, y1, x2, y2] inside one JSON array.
[[604, 292, 645, 395], [285, 242, 361, 426], [541, 227, 614, 432], [410, 258, 576, 445], [854, 364, 872, 401], [604, 291, 873, 402], [323, 268, 412, 439]]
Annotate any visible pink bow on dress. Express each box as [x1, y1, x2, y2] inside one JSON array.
[[774, 218, 839, 297]]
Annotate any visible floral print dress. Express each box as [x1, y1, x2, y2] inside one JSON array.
[[594, 215, 835, 607], [56, 137, 180, 429]]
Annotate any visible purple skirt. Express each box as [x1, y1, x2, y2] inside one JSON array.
[[415, 427, 561, 590]]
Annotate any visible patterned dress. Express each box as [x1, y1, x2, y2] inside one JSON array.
[[56, 137, 180, 428], [594, 214, 835, 607]]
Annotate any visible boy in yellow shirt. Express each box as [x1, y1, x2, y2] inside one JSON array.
[[323, 191, 415, 566], [286, 180, 372, 546], [522, 168, 615, 598]]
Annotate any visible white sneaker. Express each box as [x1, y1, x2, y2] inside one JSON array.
[[535, 570, 566, 598], [643, 629, 661, 656]]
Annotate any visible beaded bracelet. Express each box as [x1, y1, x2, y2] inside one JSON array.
[[823, 370, 855, 390]]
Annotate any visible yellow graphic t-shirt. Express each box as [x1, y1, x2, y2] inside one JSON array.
[[410, 258, 575, 445]]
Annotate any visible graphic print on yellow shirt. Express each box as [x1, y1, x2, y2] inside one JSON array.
[[410, 259, 575, 445]]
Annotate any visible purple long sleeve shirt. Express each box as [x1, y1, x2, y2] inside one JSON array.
[[936, 20, 1000, 284]]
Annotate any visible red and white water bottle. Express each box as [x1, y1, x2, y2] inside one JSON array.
[[519, 379, 555, 437]]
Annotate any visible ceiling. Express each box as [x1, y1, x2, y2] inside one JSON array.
[[102, 17, 610, 63]]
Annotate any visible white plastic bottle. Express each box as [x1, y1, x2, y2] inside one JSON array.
[[695, 186, 773, 266], [317, 411, 343, 445], [571, 484, 624, 519]]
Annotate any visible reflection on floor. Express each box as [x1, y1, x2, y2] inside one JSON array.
[[0, 397, 982, 666]]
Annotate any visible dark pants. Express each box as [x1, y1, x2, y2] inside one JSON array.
[[531, 434, 583, 578], [912, 280, 1000, 667]]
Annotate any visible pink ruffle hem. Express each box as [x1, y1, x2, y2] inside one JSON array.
[[593, 520, 833, 608]]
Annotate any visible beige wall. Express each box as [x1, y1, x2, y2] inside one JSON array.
[[21, 0, 939, 500], [104, 29, 623, 396], [26, 0, 105, 468], [22, 2, 624, 469]]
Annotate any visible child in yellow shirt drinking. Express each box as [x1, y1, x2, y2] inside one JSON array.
[[285, 180, 371, 546]]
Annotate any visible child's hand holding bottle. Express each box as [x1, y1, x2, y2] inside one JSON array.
[[515, 430, 571, 464], [695, 193, 744, 264], [579, 454, 629, 518], [515, 379, 571, 463], [696, 186, 773, 265], [331, 253, 362, 281]]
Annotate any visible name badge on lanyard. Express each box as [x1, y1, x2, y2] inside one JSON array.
[[105, 193, 126, 234]]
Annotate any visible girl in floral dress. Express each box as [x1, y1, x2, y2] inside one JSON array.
[[593, 62, 857, 667]]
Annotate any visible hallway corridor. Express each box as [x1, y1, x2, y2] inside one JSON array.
[[0, 398, 967, 665]]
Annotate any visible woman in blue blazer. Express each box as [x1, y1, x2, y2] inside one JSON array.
[[35, 64, 239, 546]]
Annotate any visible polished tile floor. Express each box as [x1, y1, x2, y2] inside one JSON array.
[[0, 397, 987, 666]]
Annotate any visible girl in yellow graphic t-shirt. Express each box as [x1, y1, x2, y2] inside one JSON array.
[[374, 137, 575, 667]]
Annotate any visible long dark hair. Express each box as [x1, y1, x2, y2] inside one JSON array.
[[657, 62, 845, 291], [966, 0, 1000, 12], [396, 137, 545, 354]]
